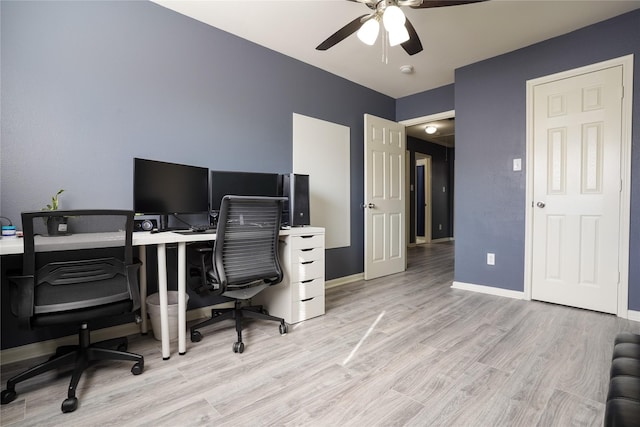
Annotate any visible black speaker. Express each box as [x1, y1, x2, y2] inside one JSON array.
[[282, 173, 310, 227], [134, 218, 157, 232]]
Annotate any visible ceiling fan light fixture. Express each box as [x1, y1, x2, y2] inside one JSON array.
[[388, 25, 410, 46], [425, 125, 437, 134], [357, 18, 380, 46], [382, 5, 406, 32]]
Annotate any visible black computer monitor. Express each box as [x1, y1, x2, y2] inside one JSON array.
[[134, 158, 209, 230], [210, 170, 280, 214]]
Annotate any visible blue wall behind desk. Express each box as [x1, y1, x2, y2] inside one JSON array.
[[0, 0, 395, 281]]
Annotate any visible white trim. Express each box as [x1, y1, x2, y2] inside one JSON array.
[[524, 55, 633, 318], [326, 273, 363, 289], [400, 110, 455, 127], [431, 237, 454, 243], [415, 155, 432, 244], [628, 310, 640, 323], [0, 323, 141, 366], [452, 281, 525, 300], [0, 304, 234, 366]]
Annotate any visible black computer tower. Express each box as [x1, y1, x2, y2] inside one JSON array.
[[281, 173, 310, 227]]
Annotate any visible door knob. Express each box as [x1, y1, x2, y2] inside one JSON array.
[[361, 203, 375, 209], [536, 201, 546, 208]]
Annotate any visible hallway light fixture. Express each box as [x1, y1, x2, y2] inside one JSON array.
[[425, 125, 437, 134]]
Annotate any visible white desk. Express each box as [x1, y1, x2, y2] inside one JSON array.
[[0, 228, 324, 360], [0, 231, 216, 360]]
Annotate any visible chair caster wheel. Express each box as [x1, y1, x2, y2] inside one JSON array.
[[1, 389, 17, 404], [279, 323, 288, 335], [233, 342, 244, 353], [191, 331, 202, 342], [131, 362, 144, 375], [61, 397, 78, 413]]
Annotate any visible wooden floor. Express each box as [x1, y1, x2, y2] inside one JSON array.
[[2, 242, 639, 426]]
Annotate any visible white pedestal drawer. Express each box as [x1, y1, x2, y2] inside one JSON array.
[[253, 227, 325, 324]]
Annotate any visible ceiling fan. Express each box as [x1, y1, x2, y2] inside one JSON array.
[[316, 0, 488, 56]]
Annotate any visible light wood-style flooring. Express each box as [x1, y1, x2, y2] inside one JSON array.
[[2, 242, 639, 426]]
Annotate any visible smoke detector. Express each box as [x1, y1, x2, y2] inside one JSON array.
[[400, 65, 414, 74]]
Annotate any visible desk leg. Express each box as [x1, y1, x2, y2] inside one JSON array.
[[178, 242, 187, 355], [139, 245, 148, 334], [157, 243, 171, 360]]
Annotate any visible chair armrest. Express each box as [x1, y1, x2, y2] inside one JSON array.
[[126, 261, 142, 312], [186, 243, 220, 296], [7, 274, 35, 329]]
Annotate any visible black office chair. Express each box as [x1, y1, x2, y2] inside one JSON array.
[[189, 196, 288, 353], [0, 210, 144, 413]]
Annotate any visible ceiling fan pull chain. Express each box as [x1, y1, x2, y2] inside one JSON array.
[[381, 29, 388, 64]]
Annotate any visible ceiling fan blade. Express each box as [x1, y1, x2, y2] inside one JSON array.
[[316, 15, 368, 51], [411, 0, 488, 8], [401, 17, 423, 55]]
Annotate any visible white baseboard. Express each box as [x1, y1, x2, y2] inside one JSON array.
[[452, 282, 640, 322], [325, 273, 363, 289], [0, 302, 235, 367], [627, 310, 640, 322], [451, 281, 525, 300], [0, 323, 143, 366], [431, 237, 454, 243]]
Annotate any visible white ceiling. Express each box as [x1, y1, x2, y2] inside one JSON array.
[[152, 0, 640, 99]]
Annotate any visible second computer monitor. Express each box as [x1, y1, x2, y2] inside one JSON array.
[[210, 170, 280, 213]]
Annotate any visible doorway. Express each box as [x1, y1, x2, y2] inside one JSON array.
[[401, 110, 455, 247], [524, 55, 633, 316], [415, 155, 432, 245]]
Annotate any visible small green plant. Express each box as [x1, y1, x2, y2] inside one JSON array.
[[44, 189, 64, 211]]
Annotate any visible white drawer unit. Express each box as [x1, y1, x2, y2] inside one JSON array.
[[254, 227, 325, 324]]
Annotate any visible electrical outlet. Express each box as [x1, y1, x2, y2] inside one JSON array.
[[513, 158, 522, 171], [487, 253, 495, 265], [439, 224, 442, 231], [442, 186, 446, 193]]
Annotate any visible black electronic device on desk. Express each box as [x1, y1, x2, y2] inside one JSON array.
[[133, 158, 209, 231], [209, 170, 280, 219], [281, 173, 310, 227]]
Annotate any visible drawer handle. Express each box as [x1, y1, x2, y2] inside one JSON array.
[[301, 297, 314, 302], [300, 235, 314, 239], [301, 261, 314, 265], [301, 248, 314, 252], [301, 279, 314, 284]]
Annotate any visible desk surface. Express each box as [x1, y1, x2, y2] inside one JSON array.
[[0, 227, 323, 255]]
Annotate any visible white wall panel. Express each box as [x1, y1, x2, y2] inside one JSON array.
[[293, 113, 350, 249]]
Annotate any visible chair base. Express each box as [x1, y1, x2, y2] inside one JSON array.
[[0, 324, 144, 413], [190, 300, 287, 353]]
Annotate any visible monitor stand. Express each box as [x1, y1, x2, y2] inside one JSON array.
[[159, 214, 170, 232]]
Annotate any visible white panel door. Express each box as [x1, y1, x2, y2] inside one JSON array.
[[364, 114, 406, 280], [531, 66, 623, 314]]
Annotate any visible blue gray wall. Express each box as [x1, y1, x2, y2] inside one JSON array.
[[399, 10, 640, 310], [0, 0, 395, 283], [1, 0, 639, 351]]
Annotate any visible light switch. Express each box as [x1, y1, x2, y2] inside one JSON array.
[[487, 253, 495, 265], [513, 158, 522, 171]]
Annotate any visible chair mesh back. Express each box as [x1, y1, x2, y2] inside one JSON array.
[[215, 196, 284, 288], [19, 210, 139, 316]]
